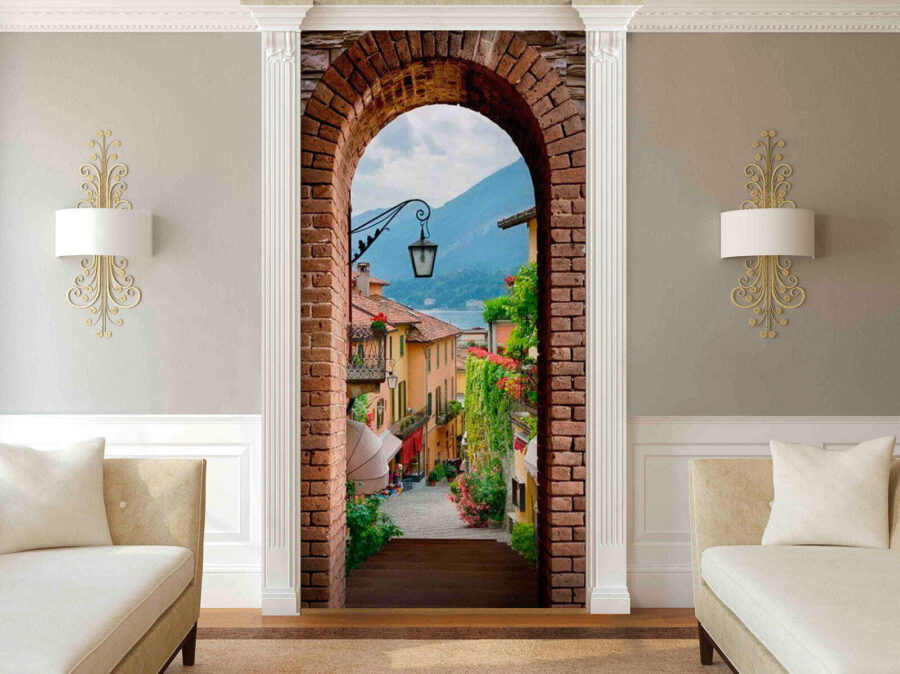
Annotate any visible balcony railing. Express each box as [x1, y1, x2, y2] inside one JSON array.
[[390, 406, 430, 439], [435, 402, 463, 426], [348, 325, 386, 384]]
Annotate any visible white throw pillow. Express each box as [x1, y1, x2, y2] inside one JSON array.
[[762, 436, 895, 548], [0, 437, 113, 554]]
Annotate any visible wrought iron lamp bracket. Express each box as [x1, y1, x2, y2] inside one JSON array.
[[349, 198, 431, 264]]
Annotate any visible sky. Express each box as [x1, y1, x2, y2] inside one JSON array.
[[351, 104, 523, 214]]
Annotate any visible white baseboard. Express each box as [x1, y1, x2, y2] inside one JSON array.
[[587, 587, 631, 614], [0, 414, 263, 609], [627, 416, 900, 608], [262, 590, 300, 616]]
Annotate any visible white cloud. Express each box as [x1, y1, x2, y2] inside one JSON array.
[[351, 104, 523, 214]]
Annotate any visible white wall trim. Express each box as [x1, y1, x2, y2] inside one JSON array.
[[253, 3, 311, 616], [630, 1, 900, 33], [0, 1, 257, 31], [580, 3, 639, 615], [6, 2, 900, 33], [302, 4, 583, 30], [627, 415, 900, 608], [0, 414, 263, 609]]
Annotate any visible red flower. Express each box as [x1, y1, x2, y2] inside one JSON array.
[[371, 312, 387, 323], [504, 275, 516, 287], [467, 346, 519, 371]]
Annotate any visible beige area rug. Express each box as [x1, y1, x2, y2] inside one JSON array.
[[165, 639, 731, 673]]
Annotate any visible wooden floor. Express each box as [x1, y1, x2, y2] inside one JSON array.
[[345, 538, 539, 608], [199, 608, 695, 629]]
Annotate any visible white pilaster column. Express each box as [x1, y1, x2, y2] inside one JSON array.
[[574, 3, 640, 614], [250, 3, 311, 616]]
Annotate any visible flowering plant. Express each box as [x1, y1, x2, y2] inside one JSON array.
[[370, 312, 387, 333], [504, 274, 517, 287], [466, 346, 518, 372], [447, 460, 506, 527]]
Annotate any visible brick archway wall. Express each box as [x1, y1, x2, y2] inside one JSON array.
[[300, 31, 586, 608]]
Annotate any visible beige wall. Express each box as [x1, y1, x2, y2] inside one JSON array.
[[628, 33, 900, 416], [0, 33, 260, 413]]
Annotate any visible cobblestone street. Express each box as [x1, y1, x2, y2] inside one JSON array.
[[379, 481, 511, 543]]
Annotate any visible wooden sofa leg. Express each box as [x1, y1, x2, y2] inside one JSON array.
[[698, 622, 714, 665], [181, 623, 197, 666]]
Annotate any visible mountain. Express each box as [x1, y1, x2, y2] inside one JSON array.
[[351, 157, 534, 309]]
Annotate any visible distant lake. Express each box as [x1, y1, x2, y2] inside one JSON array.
[[419, 308, 486, 330]]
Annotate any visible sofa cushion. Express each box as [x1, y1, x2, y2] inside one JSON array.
[[0, 438, 112, 555], [0, 546, 194, 673], [702, 545, 900, 673], [763, 437, 895, 548]]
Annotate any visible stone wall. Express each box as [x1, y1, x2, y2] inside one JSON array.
[[300, 30, 587, 608]]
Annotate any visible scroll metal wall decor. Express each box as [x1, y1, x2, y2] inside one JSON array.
[[721, 131, 815, 339], [55, 130, 152, 338]]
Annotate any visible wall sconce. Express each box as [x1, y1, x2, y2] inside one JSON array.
[[722, 130, 815, 338], [55, 130, 152, 338]]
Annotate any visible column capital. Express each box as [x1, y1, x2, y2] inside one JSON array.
[[572, 3, 641, 32], [247, 2, 313, 32]]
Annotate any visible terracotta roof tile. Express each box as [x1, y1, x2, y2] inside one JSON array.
[[405, 312, 461, 343], [497, 206, 537, 230]]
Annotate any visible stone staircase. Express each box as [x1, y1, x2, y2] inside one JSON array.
[[345, 538, 539, 608]]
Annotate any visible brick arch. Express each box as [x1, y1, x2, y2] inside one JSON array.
[[301, 31, 586, 608]]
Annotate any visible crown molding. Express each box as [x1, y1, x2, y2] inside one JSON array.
[[301, 4, 583, 30], [2, 1, 900, 32], [630, 1, 900, 32], [573, 4, 640, 32], [0, 1, 257, 31], [249, 2, 312, 31]]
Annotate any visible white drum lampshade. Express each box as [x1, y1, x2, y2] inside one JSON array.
[[720, 208, 814, 259], [55, 208, 153, 257]]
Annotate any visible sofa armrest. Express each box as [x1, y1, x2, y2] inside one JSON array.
[[689, 458, 772, 611], [102, 458, 206, 589]]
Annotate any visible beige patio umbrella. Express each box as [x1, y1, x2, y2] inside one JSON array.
[[346, 418, 390, 494]]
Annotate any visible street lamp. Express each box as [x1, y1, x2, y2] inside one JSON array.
[[386, 359, 398, 389], [350, 199, 437, 278]]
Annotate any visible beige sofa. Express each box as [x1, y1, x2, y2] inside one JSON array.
[[689, 457, 900, 673], [0, 458, 205, 673]]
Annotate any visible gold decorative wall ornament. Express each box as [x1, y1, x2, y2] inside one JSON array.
[[721, 131, 815, 339], [55, 131, 152, 338]]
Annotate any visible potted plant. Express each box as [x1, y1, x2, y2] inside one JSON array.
[[427, 462, 445, 486], [370, 312, 387, 333]]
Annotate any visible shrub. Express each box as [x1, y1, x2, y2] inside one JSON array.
[[511, 522, 537, 567], [345, 481, 402, 571], [443, 461, 459, 481], [447, 460, 506, 527]]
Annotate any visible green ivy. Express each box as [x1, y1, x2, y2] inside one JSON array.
[[464, 354, 513, 460], [350, 394, 369, 424]]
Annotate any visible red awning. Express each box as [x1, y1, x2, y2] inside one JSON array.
[[400, 427, 423, 465], [514, 435, 528, 452]]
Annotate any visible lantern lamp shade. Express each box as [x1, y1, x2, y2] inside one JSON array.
[[408, 236, 437, 278], [55, 208, 153, 257], [720, 208, 815, 259]]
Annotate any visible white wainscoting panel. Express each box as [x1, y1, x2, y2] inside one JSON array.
[[628, 416, 900, 608], [0, 414, 262, 608]]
